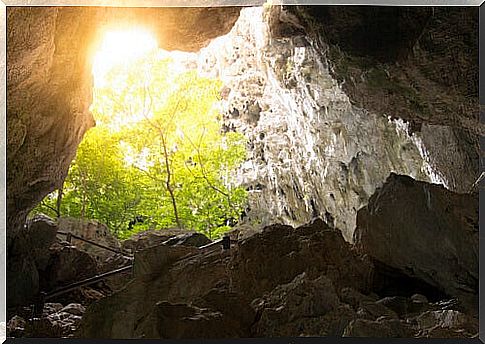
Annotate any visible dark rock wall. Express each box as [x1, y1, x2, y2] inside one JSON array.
[[297, 7, 433, 63], [7, 7, 96, 239], [291, 6, 479, 132]]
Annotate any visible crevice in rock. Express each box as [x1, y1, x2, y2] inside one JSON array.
[[371, 260, 448, 303]]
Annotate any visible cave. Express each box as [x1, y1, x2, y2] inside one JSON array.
[[6, 4, 480, 339]]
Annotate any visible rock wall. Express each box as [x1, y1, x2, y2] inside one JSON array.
[[192, 7, 477, 241], [354, 173, 478, 314], [291, 6, 480, 191], [79, 211, 478, 339]]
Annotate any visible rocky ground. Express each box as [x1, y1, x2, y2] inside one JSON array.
[[6, 174, 478, 339]]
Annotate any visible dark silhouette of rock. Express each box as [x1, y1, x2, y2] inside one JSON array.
[[230, 219, 373, 300], [354, 173, 478, 313], [7, 215, 59, 308], [252, 273, 353, 337], [162, 233, 212, 248], [7, 215, 102, 310], [42, 242, 98, 291], [154, 301, 245, 339]]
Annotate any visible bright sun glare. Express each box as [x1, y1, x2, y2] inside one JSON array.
[[92, 28, 158, 87]]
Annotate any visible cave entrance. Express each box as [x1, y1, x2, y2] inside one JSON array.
[[32, 26, 248, 241]]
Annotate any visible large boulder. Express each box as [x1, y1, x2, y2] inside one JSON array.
[[251, 273, 356, 337], [354, 173, 478, 313], [57, 217, 122, 263], [7, 215, 101, 310], [230, 219, 374, 300], [42, 241, 98, 292], [7, 215, 59, 308]]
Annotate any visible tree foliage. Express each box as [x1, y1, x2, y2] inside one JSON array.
[[33, 52, 248, 240]]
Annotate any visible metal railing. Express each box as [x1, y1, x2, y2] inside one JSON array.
[[32, 265, 133, 318], [57, 231, 133, 260]]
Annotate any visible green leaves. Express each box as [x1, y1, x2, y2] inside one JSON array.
[[33, 51, 248, 240]]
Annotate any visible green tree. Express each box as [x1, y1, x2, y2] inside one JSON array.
[[33, 52, 248, 240]]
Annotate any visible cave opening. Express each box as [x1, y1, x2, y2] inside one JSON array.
[[32, 25, 249, 241], [371, 261, 449, 303]]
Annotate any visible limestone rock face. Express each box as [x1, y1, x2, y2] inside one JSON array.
[[291, 6, 480, 134], [7, 8, 97, 237], [291, 6, 479, 192], [354, 174, 478, 313], [6, 6, 241, 237], [190, 6, 477, 241]]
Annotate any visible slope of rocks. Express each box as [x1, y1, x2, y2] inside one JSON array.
[[6, 174, 478, 339], [77, 177, 478, 339]]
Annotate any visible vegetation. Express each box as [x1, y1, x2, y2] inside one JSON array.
[[34, 52, 248, 240]]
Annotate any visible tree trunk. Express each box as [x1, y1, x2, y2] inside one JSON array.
[[161, 135, 182, 229], [56, 183, 64, 218]]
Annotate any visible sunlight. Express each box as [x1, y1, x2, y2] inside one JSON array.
[[92, 28, 158, 88], [90, 28, 158, 131]]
